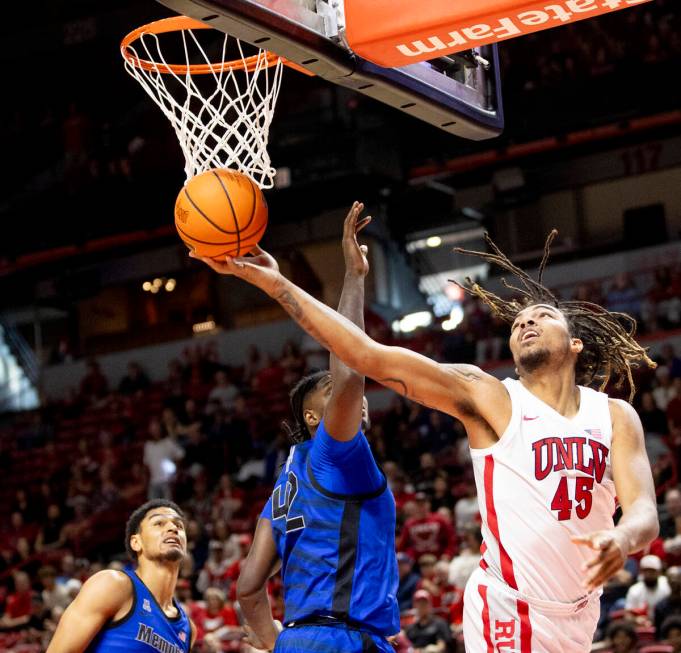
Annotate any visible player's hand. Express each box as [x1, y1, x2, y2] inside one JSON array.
[[242, 624, 271, 651], [342, 201, 371, 278], [241, 620, 282, 652], [571, 529, 629, 592], [189, 246, 281, 296]]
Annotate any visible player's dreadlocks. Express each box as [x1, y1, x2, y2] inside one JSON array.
[[284, 370, 331, 443], [453, 230, 656, 402]]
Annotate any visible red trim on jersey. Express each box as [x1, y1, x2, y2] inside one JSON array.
[[478, 584, 494, 653], [479, 541, 489, 570], [517, 599, 533, 652], [483, 455, 518, 589]]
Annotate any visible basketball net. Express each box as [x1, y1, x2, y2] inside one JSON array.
[[121, 17, 284, 188]]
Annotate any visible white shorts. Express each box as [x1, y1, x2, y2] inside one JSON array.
[[463, 567, 600, 653]]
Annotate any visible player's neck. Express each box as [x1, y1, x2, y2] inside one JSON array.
[[520, 368, 580, 418], [137, 559, 180, 614]]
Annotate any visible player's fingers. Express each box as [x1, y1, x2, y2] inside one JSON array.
[[585, 557, 621, 590], [585, 549, 618, 579], [222, 256, 250, 274], [572, 532, 611, 550], [191, 254, 227, 273], [571, 534, 597, 548], [249, 245, 269, 257], [356, 216, 372, 233], [583, 548, 609, 570], [591, 533, 614, 550], [343, 202, 360, 234]]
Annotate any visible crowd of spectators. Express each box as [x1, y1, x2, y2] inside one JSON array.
[[1, 310, 681, 651], [441, 265, 681, 369], [2, 253, 681, 651], [502, 0, 680, 92]]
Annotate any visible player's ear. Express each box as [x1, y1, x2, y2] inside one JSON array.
[[570, 338, 583, 354], [130, 533, 143, 556], [303, 408, 320, 428]]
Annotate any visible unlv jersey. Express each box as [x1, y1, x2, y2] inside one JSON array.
[[471, 378, 616, 603]]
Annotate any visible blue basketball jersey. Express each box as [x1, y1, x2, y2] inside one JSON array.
[[86, 568, 191, 653], [261, 435, 399, 637]]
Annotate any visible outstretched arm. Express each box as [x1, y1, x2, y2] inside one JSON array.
[[192, 246, 507, 431], [572, 399, 659, 591], [325, 202, 371, 440]]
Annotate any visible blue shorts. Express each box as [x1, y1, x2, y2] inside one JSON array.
[[274, 624, 393, 653]]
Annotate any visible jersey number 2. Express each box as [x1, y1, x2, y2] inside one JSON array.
[[550, 476, 594, 521], [272, 472, 306, 533]]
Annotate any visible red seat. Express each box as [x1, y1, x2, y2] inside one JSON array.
[[636, 626, 657, 645]]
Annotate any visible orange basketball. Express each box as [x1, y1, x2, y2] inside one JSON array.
[[174, 168, 268, 259]]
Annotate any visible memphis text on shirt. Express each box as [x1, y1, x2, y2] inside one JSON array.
[[135, 623, 184, 653], [395, 0, 650, 57]]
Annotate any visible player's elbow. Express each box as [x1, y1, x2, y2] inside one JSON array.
[[648, 514, 660, 542], [236, 569, 263, 603], [638, 502, 661, 548], [336, 334, 380, 377]]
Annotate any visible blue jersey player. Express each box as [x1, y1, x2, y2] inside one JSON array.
[[46, 500, 196, 653], [235, 203, 399, 652]]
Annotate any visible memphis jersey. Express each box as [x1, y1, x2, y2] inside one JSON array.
[[86, 568, 191, 653], [471, 378, 616, 603], [261, 437, 400, 636]]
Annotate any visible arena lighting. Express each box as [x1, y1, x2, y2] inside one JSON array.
[[392, 311, 433, 334], [442, 305, 465, 331], [406, 226, 485, 253], [142, 277, 177, 293], [193, 320, 217, 333], [426, 236, 442, 248]]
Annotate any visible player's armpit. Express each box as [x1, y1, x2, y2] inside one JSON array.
[[609, 398, 660, 553], [46, 570, 132, 653]]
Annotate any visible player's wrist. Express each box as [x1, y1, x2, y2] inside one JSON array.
[[266, 271, 288, 298], [612, 527, 632, 557], [344, 269, 367, 282], [263, 620, 283, 650]]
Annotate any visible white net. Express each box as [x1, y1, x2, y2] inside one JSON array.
[[122, 21, 283, 188]]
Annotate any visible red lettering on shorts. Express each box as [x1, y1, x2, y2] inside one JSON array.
[[494, 619, 516, 649]]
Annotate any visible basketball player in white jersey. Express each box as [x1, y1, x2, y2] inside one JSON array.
[[192, 229, 659, 652]]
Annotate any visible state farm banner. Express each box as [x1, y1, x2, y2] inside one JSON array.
[[345, 0, 652, 67]]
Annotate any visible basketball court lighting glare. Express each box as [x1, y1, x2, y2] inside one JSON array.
[[142, 281, 152, 291], [165, 279, 176, 292], [442, 305, 465, 331], [426, 236, 442, 248], [193, 320, 217, 333], [392, 311, 433, 333]]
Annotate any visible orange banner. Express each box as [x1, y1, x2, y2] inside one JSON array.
[[345, 0, 652, 67]]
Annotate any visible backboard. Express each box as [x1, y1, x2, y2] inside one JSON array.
[[156, 0, 504, 141]]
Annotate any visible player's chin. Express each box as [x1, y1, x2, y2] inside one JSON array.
[[158, 546, 186, 562]]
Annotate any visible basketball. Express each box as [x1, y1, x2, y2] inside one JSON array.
[[174, 168, 268, 259]]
